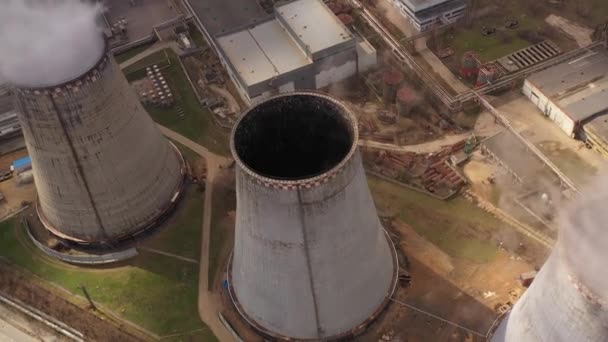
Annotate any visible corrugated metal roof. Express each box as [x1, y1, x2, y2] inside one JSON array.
[[528, 47, 608, 122]]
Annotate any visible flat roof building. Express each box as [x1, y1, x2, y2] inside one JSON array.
[[523, 46, 608, 156], [215, 0, 377, 103], [391, 0, 467, 31]]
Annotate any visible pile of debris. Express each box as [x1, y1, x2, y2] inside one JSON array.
[[363, 140, 469, 197]]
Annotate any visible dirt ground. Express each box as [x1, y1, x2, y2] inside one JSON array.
[[0, 263, 143, 342], [489, 91, 605, 187], [545, 14, 593, 47]]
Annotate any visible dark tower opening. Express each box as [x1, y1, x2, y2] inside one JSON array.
[[233, 94, 354, 180]]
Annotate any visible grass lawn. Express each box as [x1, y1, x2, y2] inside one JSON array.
[[124, 49, 230, 156], [444, 13, 545, 63], [369, 176, 501, 263], [114, 42, 155, 64], [207, 175, 235, 288], [0, 187, 214, 340]]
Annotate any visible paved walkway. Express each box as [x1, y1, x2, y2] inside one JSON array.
[[158, 126, 234, 342], [119, 41, 181, 69], [359, 132, 470, 153]]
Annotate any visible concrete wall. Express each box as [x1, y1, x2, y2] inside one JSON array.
[[523, 80, 576, 137], [357, 40, 377, 73], [14, 53, 183, 243], [231, 150, 395, 339]]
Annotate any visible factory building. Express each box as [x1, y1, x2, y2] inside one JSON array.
[[523, 46, 608, 156], [12, 40, 185, 245], [228, 93, 398, 340], [491, 180, 608, 342], [0, 89, 20, 140], [391, 0, 467, 32], [215, 0, 377, 103]]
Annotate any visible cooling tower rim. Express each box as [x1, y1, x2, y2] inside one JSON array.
[[12, 37, 108, 91], [230, 91, 359, 189]]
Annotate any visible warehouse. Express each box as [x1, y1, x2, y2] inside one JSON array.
[[392, 0, 467, 32], [215, 0, 377, 103], [523, 46, 608, 156]]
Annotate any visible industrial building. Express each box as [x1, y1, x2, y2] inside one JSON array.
[[215, 0, 377, 103], [12, 40, 185, 246], [491, 181, 608, 341], [391, 0, 467, 32], [228, 92, 398, 340], [0, 89, 20, 140], [523, 46, 608, 156]]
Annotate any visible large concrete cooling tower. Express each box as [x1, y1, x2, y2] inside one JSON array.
[[492, 181, 608, 342], [228, 92, 398, 340], [12, 41, 184, 245]]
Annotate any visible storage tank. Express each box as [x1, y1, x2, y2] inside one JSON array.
[[382, 69, 404, 105], [228, 92, 398, 340], [396, 85, 419, 117], [491, 177, 608, 342], [12, 40, 185, 245], [460, 51, 480, 79]]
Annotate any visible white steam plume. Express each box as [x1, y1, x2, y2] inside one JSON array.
[[559, 173, 608, 300], [0, 0, 105, 88]]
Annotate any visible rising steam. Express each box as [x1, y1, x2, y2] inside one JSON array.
[[559, 173, 608, 300], [0, 0, 105, 87]]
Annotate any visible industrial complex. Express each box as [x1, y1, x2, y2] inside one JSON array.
[[216, 0, 376, 102]]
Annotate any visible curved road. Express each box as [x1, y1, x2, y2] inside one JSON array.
[[157, 126, 234, 342]]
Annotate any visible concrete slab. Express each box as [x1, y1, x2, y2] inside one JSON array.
[[186, 0, 268, 36], [104, 0, 181, 43]]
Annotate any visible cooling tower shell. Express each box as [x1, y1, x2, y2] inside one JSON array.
[[491, 246, 608, 342], [12, 41, 185, 245], [228, 92, 398, 340]]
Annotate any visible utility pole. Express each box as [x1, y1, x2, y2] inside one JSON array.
[[80, 285, 97, 311]]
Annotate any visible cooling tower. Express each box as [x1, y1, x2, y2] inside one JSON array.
[[228, 92, 398, 340], [12, 41, 184, 245], [491, 181, 608, 342]]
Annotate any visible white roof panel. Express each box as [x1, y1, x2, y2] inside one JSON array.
[[217, 20, 311, 87], [277, 0, 352, 55]]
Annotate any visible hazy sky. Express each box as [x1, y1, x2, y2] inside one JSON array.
[[0, 0, 105, 87]]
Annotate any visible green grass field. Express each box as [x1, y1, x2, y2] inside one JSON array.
[[114, 42, 155, 64], [207, 178, 235, 289], [369, 176, 501, 263], [0, 184, 214, 340], [124, 49, 230, 156]]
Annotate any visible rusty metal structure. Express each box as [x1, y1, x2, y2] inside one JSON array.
[[382, 69, 404, 105], [12, 40, 185, 246], [492, 180, 608, 341], [228, 92, 398, 340]]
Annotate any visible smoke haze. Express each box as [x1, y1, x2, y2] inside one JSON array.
[[559, 173, 608, 300], [0, 0, 104, 87]]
